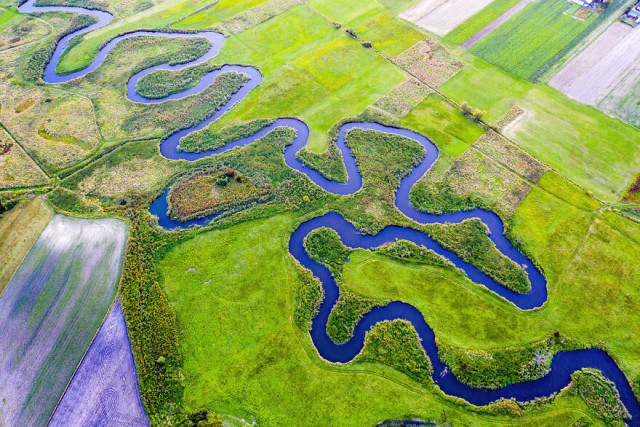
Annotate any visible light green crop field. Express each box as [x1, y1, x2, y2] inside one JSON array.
[[2, 0, 640, 424], [443, 0, 522, 45], [440, 56, 640, 201], [469, 0, 601, 80]]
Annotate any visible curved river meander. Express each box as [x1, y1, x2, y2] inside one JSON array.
[[19, 0, 639, 422]]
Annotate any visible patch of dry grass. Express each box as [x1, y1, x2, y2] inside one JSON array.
[[0, 128, 49, 189], [473, 130, 547, 182], [394, 39, 464, 87], [411, 147, 533, 219], [373, 78, 433, 118], [0, 197, 53, 294]]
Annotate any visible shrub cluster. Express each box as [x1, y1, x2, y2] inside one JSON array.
[[437, 333, 576, 389], [356, 320, 432, 385], [426, 219, 531, 293], [569, 369, 631, 423], [178, 118, 274, 153]]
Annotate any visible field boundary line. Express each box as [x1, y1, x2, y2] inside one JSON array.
[[0, 121, 51, 179], [554, 214, 596, 285], [300, 0, 610, 208], [45, 298, 119, 425]]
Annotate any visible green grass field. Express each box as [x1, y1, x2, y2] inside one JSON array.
[[469, 0, 600, 80], [157, 213, 618, 425], [440, 56, 640, 201]]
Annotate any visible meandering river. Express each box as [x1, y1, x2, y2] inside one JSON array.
[[19, 0, 638, 422]]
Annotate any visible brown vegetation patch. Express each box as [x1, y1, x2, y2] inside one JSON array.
[[622, 174, 640, 202], [373, 78, 433, 118], [493, 104, 525, 132], [573, 7, 592, 20], [474, 130, 548, 182], [78, 158, 180, 199], [223, 0, 301, 34], [394, 39, 463, 87], [0, 18, 49, 50], [169, 168, 273, 221], [411, 148, 532, 219]]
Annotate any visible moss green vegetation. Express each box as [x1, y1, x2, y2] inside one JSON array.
[[443, 0, 522, 45], [468, 0, 606, 80], [157, 214, 612, 425], [569, 369, 631, 423], [438, 334, 577, 389], [356, 320, 433, 385], [426, 219, 530, 293], [178, 119, 274, 153]]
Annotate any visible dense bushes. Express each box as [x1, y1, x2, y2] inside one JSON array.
[[168, 168, 273, 221], [427, 219, 531, 293], [47, 187, 98, 214], [293, 264, 323, 332], [374, 239, 456, 270], [437, 333, 576, 389], [136, 57, 211, 100], [178, 119, 274, 153], [356, 320, 432, 386], [119, 213, 184, 423], [569, 369, 630, 423]]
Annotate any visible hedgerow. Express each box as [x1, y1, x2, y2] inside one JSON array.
[[119, 212, 185, 423]]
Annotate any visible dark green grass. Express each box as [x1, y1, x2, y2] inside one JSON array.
[[469, 0, 600, 80]]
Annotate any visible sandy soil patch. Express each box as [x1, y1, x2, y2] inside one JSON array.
[[550, 23, 640, 105], [401, 0, 498, 36]]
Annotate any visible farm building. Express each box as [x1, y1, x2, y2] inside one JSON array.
[[568, 0, 605, 9], [622, 2, 640, 24]]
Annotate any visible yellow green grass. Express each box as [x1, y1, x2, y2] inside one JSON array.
[[439, 56, 640, 201], [158, 213, 616, 425]]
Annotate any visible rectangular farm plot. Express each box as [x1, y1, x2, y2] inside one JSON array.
[[550, 23, 640, 108], [49, 302, 149, 426], [0, 215, 127, 426], [400, 0, 498, 36], [469, 0, 604, 80]]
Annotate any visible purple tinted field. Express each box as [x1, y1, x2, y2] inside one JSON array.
[[0, 215, 127, 426], [49, 301, 149, 426]]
